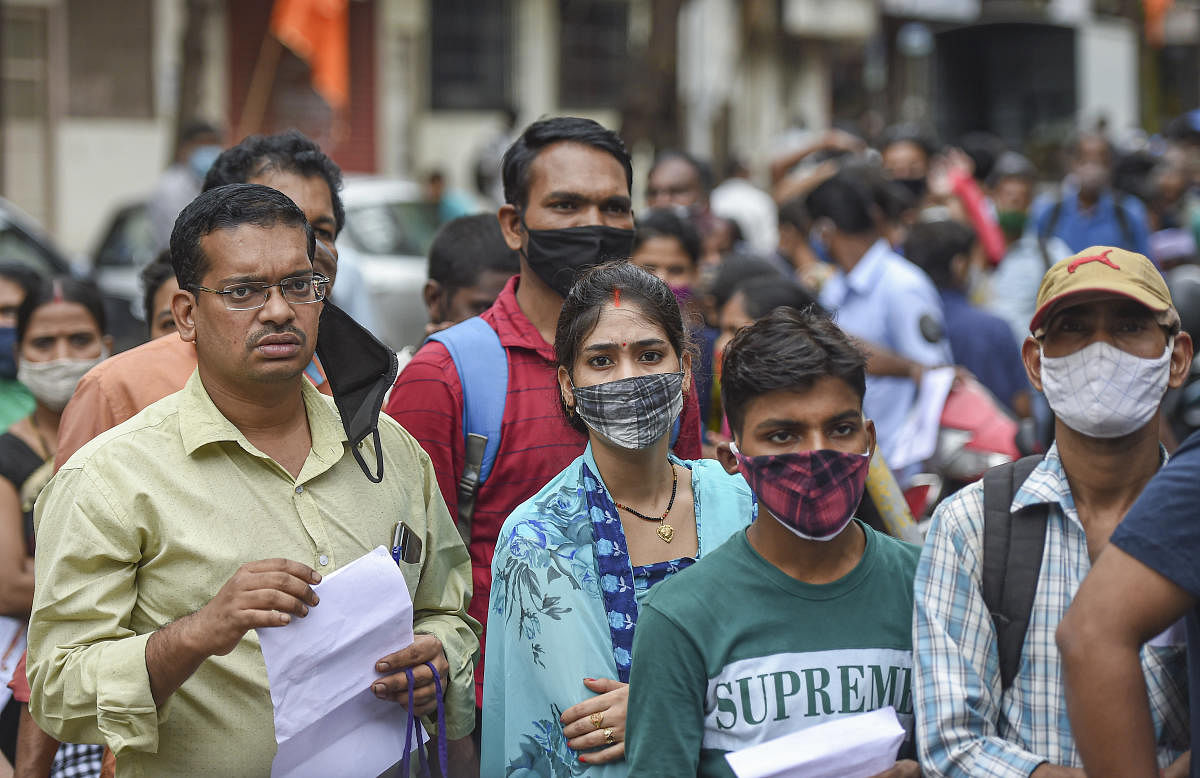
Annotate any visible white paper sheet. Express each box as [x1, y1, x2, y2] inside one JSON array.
[[258, 546, 425, 778], [887, 367, 957, 471], [724, 706, 906, 778], [0, 617, 26, 709]]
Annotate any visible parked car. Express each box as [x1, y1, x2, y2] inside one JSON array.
[[336, 176, 446, 351], [0, 197, 74, 278]]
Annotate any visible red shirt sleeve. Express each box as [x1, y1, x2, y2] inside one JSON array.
[[384, 342, 464, 524]]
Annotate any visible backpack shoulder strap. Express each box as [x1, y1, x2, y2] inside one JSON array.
[[981, 454, 1049, 693], [427, 317, 508, 542], [1041, 197, 1064, 243], [1113, 193, 1134, 248]]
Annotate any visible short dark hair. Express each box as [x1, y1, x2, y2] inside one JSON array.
[[709, 255, 785, 312], [731, 276, 821, 320], [0, 263, 43, 306], [987, 151, 1037, 188], [722, 307, 866, 436], [170, 183, 314, 292], [203, 130, 345, 235], [501, 117, 633, 210], [140, 250, 177, 332], [427, 214, 520, 292], [805, 168, 878, 236], [777, 197, 810, 231], [180, 120, 220, 145], [17, 277, 107, 345], [555, 262, 690, 434], [633, 208, 702, 268], [648, 150, 714, 195], [904, 219, 976, 290]]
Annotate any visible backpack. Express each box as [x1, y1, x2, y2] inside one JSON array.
[[980, 455, 1049, 692], [427, 317, 509, 544]]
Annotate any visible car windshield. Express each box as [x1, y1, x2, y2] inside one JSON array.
[[342, 201, 440, 257]]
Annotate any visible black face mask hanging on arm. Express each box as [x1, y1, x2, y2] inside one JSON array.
[[315, 302, 399, 483]]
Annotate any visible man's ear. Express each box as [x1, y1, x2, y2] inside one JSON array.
[[865, 417, 877, 459], [716, 438, 739, 475], [498, 206, 524, 252], [172, 289, 199, 344], [423, 280, 444, 324], [1021, 335, 1043, 393], [1168, 331, 1194, 390]]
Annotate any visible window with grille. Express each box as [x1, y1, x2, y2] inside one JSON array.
[[429, 0, 513, 110], [558, 0, 630, 108]]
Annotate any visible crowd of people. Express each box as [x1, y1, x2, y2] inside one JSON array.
[[0, 108, 1197, 778]]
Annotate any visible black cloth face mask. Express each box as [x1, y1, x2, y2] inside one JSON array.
[[315, 302, 399, 483], [521, 221, 636, 298]]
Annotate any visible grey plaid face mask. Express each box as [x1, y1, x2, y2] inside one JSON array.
[[571, 370, 685, 450]]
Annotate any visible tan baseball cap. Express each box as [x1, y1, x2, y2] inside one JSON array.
[[1029, 246, 1179, 336]]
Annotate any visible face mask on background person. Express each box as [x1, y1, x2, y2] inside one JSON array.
[[0, 327, 19, 380], [521, 222, 636, 298], [18, 351, 108, 413], [996, 210, 1028, 242], [571, 370, 685, 450], [729, 442, 871, 541], [1040, 338, 1173, 438]]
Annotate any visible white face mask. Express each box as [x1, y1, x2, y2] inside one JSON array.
[[18, 351, 107, 412], [1040, 339, 1173, 439]]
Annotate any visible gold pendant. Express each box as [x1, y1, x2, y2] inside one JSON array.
[[657, 523, 675, 543]]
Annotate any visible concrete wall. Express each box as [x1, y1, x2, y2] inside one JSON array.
[[1076, 16, 1139, 134]]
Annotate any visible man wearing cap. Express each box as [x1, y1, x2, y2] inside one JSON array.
[[913, 246, 1193, 778]]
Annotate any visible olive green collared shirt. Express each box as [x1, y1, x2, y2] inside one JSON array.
[[28, 371, 480, 777]]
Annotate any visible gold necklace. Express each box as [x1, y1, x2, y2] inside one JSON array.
[[614, 464, 678, 543]]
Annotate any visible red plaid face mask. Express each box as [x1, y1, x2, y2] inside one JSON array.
[[730, 443, 871, 541]]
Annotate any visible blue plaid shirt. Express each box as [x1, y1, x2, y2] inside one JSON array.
[[913, 444, 1189, 777]]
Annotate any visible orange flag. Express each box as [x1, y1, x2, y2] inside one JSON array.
[[1145, 0, 1174, 47], [270, 0, 349, 110]]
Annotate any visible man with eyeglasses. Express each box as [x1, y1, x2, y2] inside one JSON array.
[[25, 184, 479, 775]]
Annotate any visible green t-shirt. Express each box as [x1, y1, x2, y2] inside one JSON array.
[[626, 521, 920, 778], [0, 379, 33, 432]]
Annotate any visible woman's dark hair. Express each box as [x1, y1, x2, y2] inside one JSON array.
[[731, 276, 821, 320], [722, 307, 866, 436], [0, 264, 44, 310], [633, 208, 703, 267], [879, 124, 938, 160], [554, 262, 689, 434], [501, 117, 633, 210], [17, 276, 107, 345]]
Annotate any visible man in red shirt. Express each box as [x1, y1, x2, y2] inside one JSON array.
[[385, 117, 703, 720]]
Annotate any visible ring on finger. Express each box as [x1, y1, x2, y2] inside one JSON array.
[[603, 727, 615, 745], [589, 711, 604, 730]]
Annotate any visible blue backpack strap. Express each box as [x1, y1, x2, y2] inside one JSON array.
[[427, 317, 508, 541]]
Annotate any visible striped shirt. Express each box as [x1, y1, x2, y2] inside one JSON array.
[[913, 444, 1189, 777], [384, 276, 702, 703]]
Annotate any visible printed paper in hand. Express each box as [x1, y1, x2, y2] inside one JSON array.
[[888, 366, 957, 471], [724, 706, 906, 778], [257, 546, 425, 777]]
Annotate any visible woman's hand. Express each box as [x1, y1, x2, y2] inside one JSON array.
[[560, 677, 628, 764]]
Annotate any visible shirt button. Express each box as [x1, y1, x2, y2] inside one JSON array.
[[295, 485, 304, 494], [318, 554, 329, 566]]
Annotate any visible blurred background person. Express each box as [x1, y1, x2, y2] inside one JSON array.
[[147, 120, 222, 253], [422, 213, 521, 337], [138, 252, 179, 341], [4, 278, 111, 778]]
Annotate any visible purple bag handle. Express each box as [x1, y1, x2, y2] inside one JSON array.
[[398, 663, 448, 777]]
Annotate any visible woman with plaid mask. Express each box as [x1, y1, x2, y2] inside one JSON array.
[[481, 262, 753, 774]]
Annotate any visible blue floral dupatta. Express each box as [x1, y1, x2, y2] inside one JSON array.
[[482, 445, 753, 776]]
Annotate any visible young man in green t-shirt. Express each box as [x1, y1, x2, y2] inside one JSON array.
[[625, 308, 921, 778]]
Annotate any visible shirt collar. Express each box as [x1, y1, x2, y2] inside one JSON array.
[[844, 239, 893, 295], [1010, 441, 1169, 517], [487, 275, 556, 360], [178, 369, 347, 469]]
